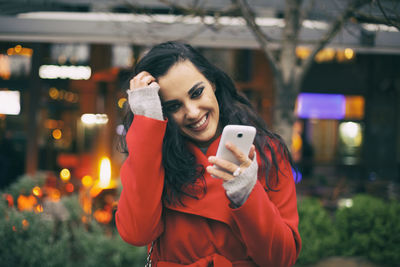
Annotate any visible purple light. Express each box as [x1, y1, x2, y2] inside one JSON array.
[[292, 167, 302, 184], [296, 93, 345, 119]]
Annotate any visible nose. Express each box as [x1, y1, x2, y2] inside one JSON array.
[[184, 102, 200, 120]]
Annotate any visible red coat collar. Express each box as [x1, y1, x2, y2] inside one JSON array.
[[164, 135, 234, 226]]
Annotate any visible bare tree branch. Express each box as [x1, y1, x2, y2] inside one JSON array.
[[299, 0, 371, 81], [299, 0, 316, 26], [354, 11, 400, 29], [159, 0, 240, 32], [159, 0, 206, 16], [231, 0, 280, 77], [352, 0, 400, 31], [280, 0, 302, 85], [159, 0, 239, 17], [376, 0, 400, 30]]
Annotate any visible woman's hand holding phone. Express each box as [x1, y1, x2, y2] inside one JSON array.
[[207, 142, 255, 181], [206, 125, 256, 181]]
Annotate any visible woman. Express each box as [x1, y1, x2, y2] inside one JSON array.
[[116, 41, 301, 266]]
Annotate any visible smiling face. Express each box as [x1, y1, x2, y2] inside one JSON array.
[[158, 60, 220, 147]]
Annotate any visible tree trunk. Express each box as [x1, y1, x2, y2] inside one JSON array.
[[272, 78, 298, 147]]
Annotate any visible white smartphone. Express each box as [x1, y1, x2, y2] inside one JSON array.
[[215, 125, 256, 166]]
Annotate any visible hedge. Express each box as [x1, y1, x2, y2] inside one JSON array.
[[297, 194, 400, 266], [1, 174, 399, 266], [0, 174, 146, 267]]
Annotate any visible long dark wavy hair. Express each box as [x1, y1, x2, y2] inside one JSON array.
[[121, 41, 295, 205]]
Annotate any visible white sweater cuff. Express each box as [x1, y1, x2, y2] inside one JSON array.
[[126, 83, 164, 121], [223, 154, 258, 207]]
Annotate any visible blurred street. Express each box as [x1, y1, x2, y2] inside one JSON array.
[[1, 0, 400, 266]]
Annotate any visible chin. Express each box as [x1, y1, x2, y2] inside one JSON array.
[[190, 130, 218, 145]]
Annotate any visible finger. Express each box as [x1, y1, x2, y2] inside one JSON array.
[[148, 81, 159, 89], [208, 156, 238, 174], [131, 71, 148, 84], [248, 145, 255, 160], [136, 71, 151, 79], [206, 166, 234, 181], [142, 75, 155, 85], [225, 142, 250, 166], [130, 72, 155, 90]]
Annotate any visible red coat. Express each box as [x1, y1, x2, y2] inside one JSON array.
[[116, 115, 301, 266]]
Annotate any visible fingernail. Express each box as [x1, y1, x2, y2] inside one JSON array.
[[208, 156, 215, 162]]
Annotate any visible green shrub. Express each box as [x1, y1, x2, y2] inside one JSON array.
[[0, 175, 146, 267], [0, 209, 71, 267], [296, 197, 339, 265], [70, 222, 146, 267], [335, 194, 400, 266], [60, 194, 147, 267], [5, 172, 47, 200]]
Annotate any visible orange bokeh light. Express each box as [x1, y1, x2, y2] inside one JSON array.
[[35, 204, 43, 213], [93, 209, 112, 224], [22, 219, 29, 230], [47, 188, 61, 202], [17, 195, 37, 211], [32, 186, 43, 197], [60, 168, 71, 182], [4, 193, 14, 207], [52, 129, 62, 140], [65, 183, 74, 193], [81, 196, 92, 214], [81, 175, 93, 187]]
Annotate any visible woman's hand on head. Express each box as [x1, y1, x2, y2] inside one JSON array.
[[130, 71, 158, 91], [207, 143, 256, 181]]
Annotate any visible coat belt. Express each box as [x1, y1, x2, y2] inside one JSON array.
[[156, 253, 257, 267]]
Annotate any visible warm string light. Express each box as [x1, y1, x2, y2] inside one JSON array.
[[0, 54, 11, 80], [296, 47, 355, 62], [60, 168, 71, 182], [3, 159, 117, 227], [22, 219, 29, 230], [35, 204, 43, 213], [17, 195, 37, 211], [93, 208, 112, 224], [32, 186, 43, 197], [39, 65, 91, 80], [81, 114, 109, 125], [99, 157, 111, 189], [7, 45, 33, 57], [48, 87, 79, 103], [81, 175, 93, 187], [52, 129, 62, 140], [65, 182, 74, 193], [0, 91, 21, 115]]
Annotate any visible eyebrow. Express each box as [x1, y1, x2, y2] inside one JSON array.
[[163, 81, 204, 106], [188, 81, 204, 95]]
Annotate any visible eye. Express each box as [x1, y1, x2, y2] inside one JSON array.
[[164, 103, 181, 113], [191, 87, 204, 99]]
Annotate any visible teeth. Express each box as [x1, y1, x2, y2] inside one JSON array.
[[191, 115, 207, 128]]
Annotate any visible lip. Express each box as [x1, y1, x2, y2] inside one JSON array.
[[187, 113, 209, 132]]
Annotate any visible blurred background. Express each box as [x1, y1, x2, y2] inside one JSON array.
[[0, 0, 399, 266]]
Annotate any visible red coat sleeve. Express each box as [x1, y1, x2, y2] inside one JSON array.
[[231, 145, 301, 266], [115, 115, 167, 246]]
